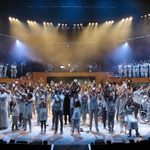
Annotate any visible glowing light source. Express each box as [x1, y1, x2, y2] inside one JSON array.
[[43, 22, 45, 25], [89, 23, 91, 26], [129, 17, 133, 20]]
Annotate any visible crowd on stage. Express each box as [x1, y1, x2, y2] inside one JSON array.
[[0, 76, 150, 137], [117, 60, 150, 78]]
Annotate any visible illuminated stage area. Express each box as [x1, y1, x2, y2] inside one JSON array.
[[0, 114, 150, 145], [0, 1, 150, 149]]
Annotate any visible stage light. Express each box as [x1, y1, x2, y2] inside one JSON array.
[[60, 65, 65, 69], [111, 21, 114, 23], [148, 14, 150, 17], [77, 24, 79, 26], [33, 21, 36, 24], [65, 24, 67, 26], [89, 22, 91, 26], [12, 18, 15, 21], [15, 19, 19, 22], [141, 16, 143, 18], [50, 22, 53, 26], [122, 18, 125, 21], [62, 24, 64, 26], [43, 22, 46, 25], [92, 23, 94, 26], [9, 17, 12, 21], [58, 23, 61, 26], [95, 22, 98, 26], [129, 17, 133, 20], [47, 22, 49, 25], [80, 23, 83, 26], [144, 15, 147, 18]]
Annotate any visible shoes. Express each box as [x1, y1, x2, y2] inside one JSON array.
[[71, 132, 74, 136], [136, 133, 140, 137]]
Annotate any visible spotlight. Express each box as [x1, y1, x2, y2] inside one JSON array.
[[111, 21, 114, 23], [65, 24, 67, 26], [105, 21, 108, 24], [122, 18, 125, 21], [50, 22, 53, 26], [148, 14, 150, 17], [80, 23, 83, 26], [58, 23, 61, 26], [77, 24, 79, 26], [33, 21, 36, 24], [27, 20, 30, 24], [95, 22, 98, 26], [129, 17, 133, 20], [47, 22, 49, 25], [144, 15, 147, 18], [62, 24, 64, 26], [141, 16, 143, 18], [92, 23, 94, 26], [15, 19, 19, 22], [126, 18, 129, 21], [43, 22, 46, 25], [12, 18, 15, 21], [89, 22, 91, 26], [9, 17, 12, 21]]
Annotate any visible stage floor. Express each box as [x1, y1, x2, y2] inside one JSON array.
[[0, 114, 150, 145]]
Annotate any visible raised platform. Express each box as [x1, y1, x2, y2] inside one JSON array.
[[0, 72, 150, 84], [0, 114, 149, 145]]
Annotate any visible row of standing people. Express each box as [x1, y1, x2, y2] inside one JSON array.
[[1, 79, 150, 137], [117, 61, 150, 78]]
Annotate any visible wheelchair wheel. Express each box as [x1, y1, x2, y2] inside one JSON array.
[[137, 111, 149, 124]]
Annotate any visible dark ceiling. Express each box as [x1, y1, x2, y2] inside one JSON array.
[[0, 0, 150, 24]]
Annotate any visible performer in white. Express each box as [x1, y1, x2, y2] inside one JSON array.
[[0, 63, 4, 78], [0, 86, 10, 129], [135, 62, 140, 77], [128, 63, 132, 78], [11, 62, 17, 78], [118, 64, 123, 77], [123, 64, 128, 78]]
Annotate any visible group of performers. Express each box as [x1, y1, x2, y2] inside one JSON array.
[[0, 76, 150, 137], [0, 62, 26, 78], [117, 60, 150, 78]]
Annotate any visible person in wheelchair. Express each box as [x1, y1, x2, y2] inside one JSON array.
[[141, 95, 149, 112], [125, 99, 141, 137]]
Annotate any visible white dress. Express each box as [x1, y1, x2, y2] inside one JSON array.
[[0, 92, 9, 128]]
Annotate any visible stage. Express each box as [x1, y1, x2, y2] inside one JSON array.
[[0, 114, 150, 145]]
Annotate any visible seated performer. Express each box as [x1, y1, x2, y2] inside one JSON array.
[[124, 99, 140, 137]]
